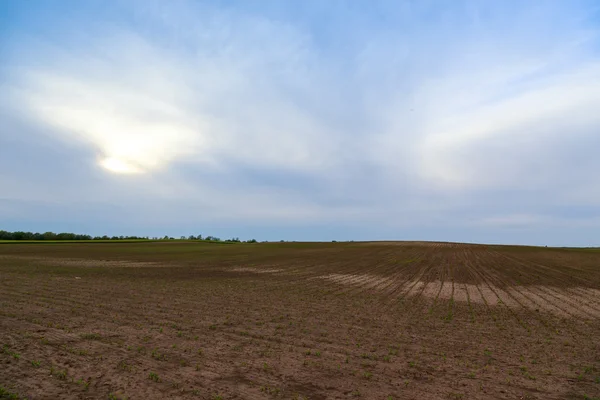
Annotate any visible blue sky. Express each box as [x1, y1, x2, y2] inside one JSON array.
[[1, 1, 600, 245]]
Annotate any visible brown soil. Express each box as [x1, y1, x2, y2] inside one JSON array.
[[0, 241, 599, 400]]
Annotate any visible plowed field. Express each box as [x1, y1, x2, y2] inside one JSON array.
[[1, 241, 599, 399]]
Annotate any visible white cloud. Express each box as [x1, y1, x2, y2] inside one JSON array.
[[19, 68, 207, 173], [474, 213, 600, 229], [11, 10, 341, 178], [474, 214, 547, 228], [414, 63, 600, 189]]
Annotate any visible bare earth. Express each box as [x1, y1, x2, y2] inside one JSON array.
[[0, 241, 599, 399]]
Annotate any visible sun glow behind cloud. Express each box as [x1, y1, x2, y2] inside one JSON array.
[[14, 67, 209, 175], [99, 157, 142, 174], [11, 14, 335, 177]]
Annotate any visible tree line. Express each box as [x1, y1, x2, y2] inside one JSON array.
[[0, 230, 258, 243]]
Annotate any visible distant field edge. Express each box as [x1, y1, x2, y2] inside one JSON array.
[[0, 239, 597, 250]]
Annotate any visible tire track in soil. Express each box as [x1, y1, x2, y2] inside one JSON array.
[[466, 248, 545, 336], [336, 250, 429, 303], [397, 255, 445, 320], [288, 249, 401, 299], [492, 249, 600, 291], [313, 248, 422, 299], [463, 249, 531, 334], [381, 249, 442, 314], [217, 249, 388, 299], [476, 249, 562, 332], [480, 250, 588, 341], [425, 258, 447, 316], [460, 250, 505, 331], [450, 255, 481, 324], [426, 256, 457, 322], [524, 284, 599, 320], [445, 261, 456, 322], [321, 247, 434, 315], [194, 262, 319, 299], [459, 280, 475, 323], [324, 264, 393, 297], [489, 250, 600, 318], [485, 250, 592, 321], [571, 287, 600, 311], [377, 253, 428, 300], [494, 249, 600, 286], [344, 249, 427, 299], [379, 247, 440, 313]]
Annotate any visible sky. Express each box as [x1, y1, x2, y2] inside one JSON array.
[[1, 0, 600, 245]]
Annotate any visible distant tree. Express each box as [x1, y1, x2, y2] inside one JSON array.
[[12, 231, 25, 240], [0, 229, 256, 243]]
